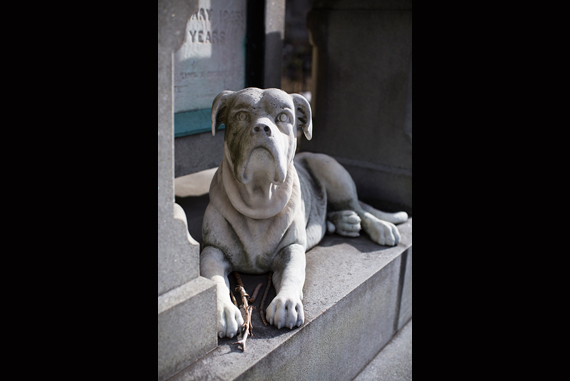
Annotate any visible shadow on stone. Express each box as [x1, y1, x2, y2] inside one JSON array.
[[176, 194, 210, 246], [318, 234, 395, 254]]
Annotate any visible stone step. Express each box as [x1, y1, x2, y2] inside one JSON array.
[[169, 219, 413, 381], [158, 277, 217, 381]]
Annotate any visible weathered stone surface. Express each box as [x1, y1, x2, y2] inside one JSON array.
[[171, 219, 412, 381], [354, 320, 413, 381]]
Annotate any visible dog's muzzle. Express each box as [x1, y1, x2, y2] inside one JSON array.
[[232, 119, 291, 186]]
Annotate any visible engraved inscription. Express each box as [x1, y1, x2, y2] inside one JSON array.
[[187, 30, 226, 44], [190, 8, 213, 21], [174, 0, 247, 114], [184, 8, 245, 45]]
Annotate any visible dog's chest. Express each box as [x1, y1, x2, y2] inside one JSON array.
[[227, 212, 299, 273]]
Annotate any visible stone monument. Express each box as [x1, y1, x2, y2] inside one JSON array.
[[201, 87, 408, 340], [161, 1, 412, 378], [158, 1, 218, 380]]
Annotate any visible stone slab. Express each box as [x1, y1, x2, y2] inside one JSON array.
[[175, 167, 217, 198], [158, 277, 218, 381], [354, 320, 413, 381], [171, 219, 412, 381]]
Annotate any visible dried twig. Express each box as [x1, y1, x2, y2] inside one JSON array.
[[249, 283, 264, 304], [234, 272, 254, 351], [234, 273, 249, 310], [260, 272, 273, 326]]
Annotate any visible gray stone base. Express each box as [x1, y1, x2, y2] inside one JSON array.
[[398, 247, 413, 331], [355, 320, 413, 381], [158, 276, 218, 381], [170, 219, 412, 381]]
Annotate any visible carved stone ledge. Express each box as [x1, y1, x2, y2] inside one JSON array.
[[171, 219, 412, 381]]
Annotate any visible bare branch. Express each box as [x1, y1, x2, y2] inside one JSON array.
[[235, 305, 254, 351], [249, 283, 264, 304], [234, 272, 254, 352]]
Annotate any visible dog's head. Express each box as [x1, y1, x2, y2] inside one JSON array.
[[211, 88, 312, 185]]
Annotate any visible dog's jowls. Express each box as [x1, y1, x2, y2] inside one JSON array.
[[200, 88, 408, 338]]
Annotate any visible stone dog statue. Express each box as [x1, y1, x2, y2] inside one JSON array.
[[201, 88, 408, 339]]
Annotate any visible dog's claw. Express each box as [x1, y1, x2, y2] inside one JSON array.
[[217, 301, 244, 339]]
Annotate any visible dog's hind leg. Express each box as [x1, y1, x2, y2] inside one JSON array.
[[299, 152, 406, 246], [356, 207, 403, 246]]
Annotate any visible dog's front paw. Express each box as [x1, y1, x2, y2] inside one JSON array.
[[266, 294, 305, 330], [217, 300, 244, 339], [361, 212, 401, 246], [328, 211, 362, 238]]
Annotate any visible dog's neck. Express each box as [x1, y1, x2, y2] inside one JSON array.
[[222, 155, 295, 220]]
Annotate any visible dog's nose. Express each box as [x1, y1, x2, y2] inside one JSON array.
[[253, 124, 272, 137]]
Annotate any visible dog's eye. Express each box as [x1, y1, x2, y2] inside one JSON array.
[[235, 112, 248, 122], [277, 113, 290, 123]]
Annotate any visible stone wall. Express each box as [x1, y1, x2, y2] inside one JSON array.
[[304, 0, 413, 214]]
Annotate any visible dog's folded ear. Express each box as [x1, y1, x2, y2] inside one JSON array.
[[211, 90, 235, 136], [291, 94, 313, 141]]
